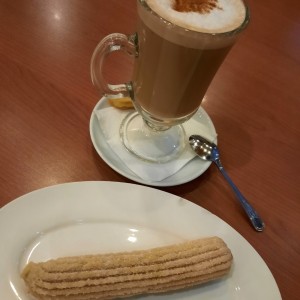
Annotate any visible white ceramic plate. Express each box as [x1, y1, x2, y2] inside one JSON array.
[[0, 181, 281, 300], [90, 97, 216, 187]]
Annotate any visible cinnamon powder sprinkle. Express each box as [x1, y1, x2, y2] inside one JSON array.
[[174, 0, 221, 14]]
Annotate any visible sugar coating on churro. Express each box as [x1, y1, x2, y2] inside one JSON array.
[[21, 236, 233, 300]]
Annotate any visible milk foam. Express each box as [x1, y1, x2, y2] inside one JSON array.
[[146, 0, 246, 34]]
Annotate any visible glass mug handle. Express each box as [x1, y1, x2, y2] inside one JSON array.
[[90, 33, 137, 96]]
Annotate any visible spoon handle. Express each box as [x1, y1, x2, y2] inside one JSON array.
[[214, 159, 265, 232]]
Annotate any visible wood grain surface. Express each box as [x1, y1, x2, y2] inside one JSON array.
[[0, 0, 299, 299]]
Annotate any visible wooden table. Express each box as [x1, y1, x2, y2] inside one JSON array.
[[0, 0, 299, 299]]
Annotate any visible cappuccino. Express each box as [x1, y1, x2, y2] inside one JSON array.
[[131, 0, 248, 123], [146, 0, 246, 34]]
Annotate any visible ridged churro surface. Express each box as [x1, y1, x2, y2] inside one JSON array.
[[21, 236, 232, 300]]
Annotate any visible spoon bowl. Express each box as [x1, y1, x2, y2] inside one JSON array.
[[189, 134, 265, 232], [189, 134, 219, 162]]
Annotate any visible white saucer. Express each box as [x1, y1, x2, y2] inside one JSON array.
[[89, 97, 217, 187]]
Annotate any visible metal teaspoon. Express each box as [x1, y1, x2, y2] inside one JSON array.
[[189, 134, 265, 232]]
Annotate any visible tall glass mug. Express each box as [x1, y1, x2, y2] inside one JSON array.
[[91, 0, 249, 163]]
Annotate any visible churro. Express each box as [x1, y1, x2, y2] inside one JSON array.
[[21, 236, 232, 300]]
